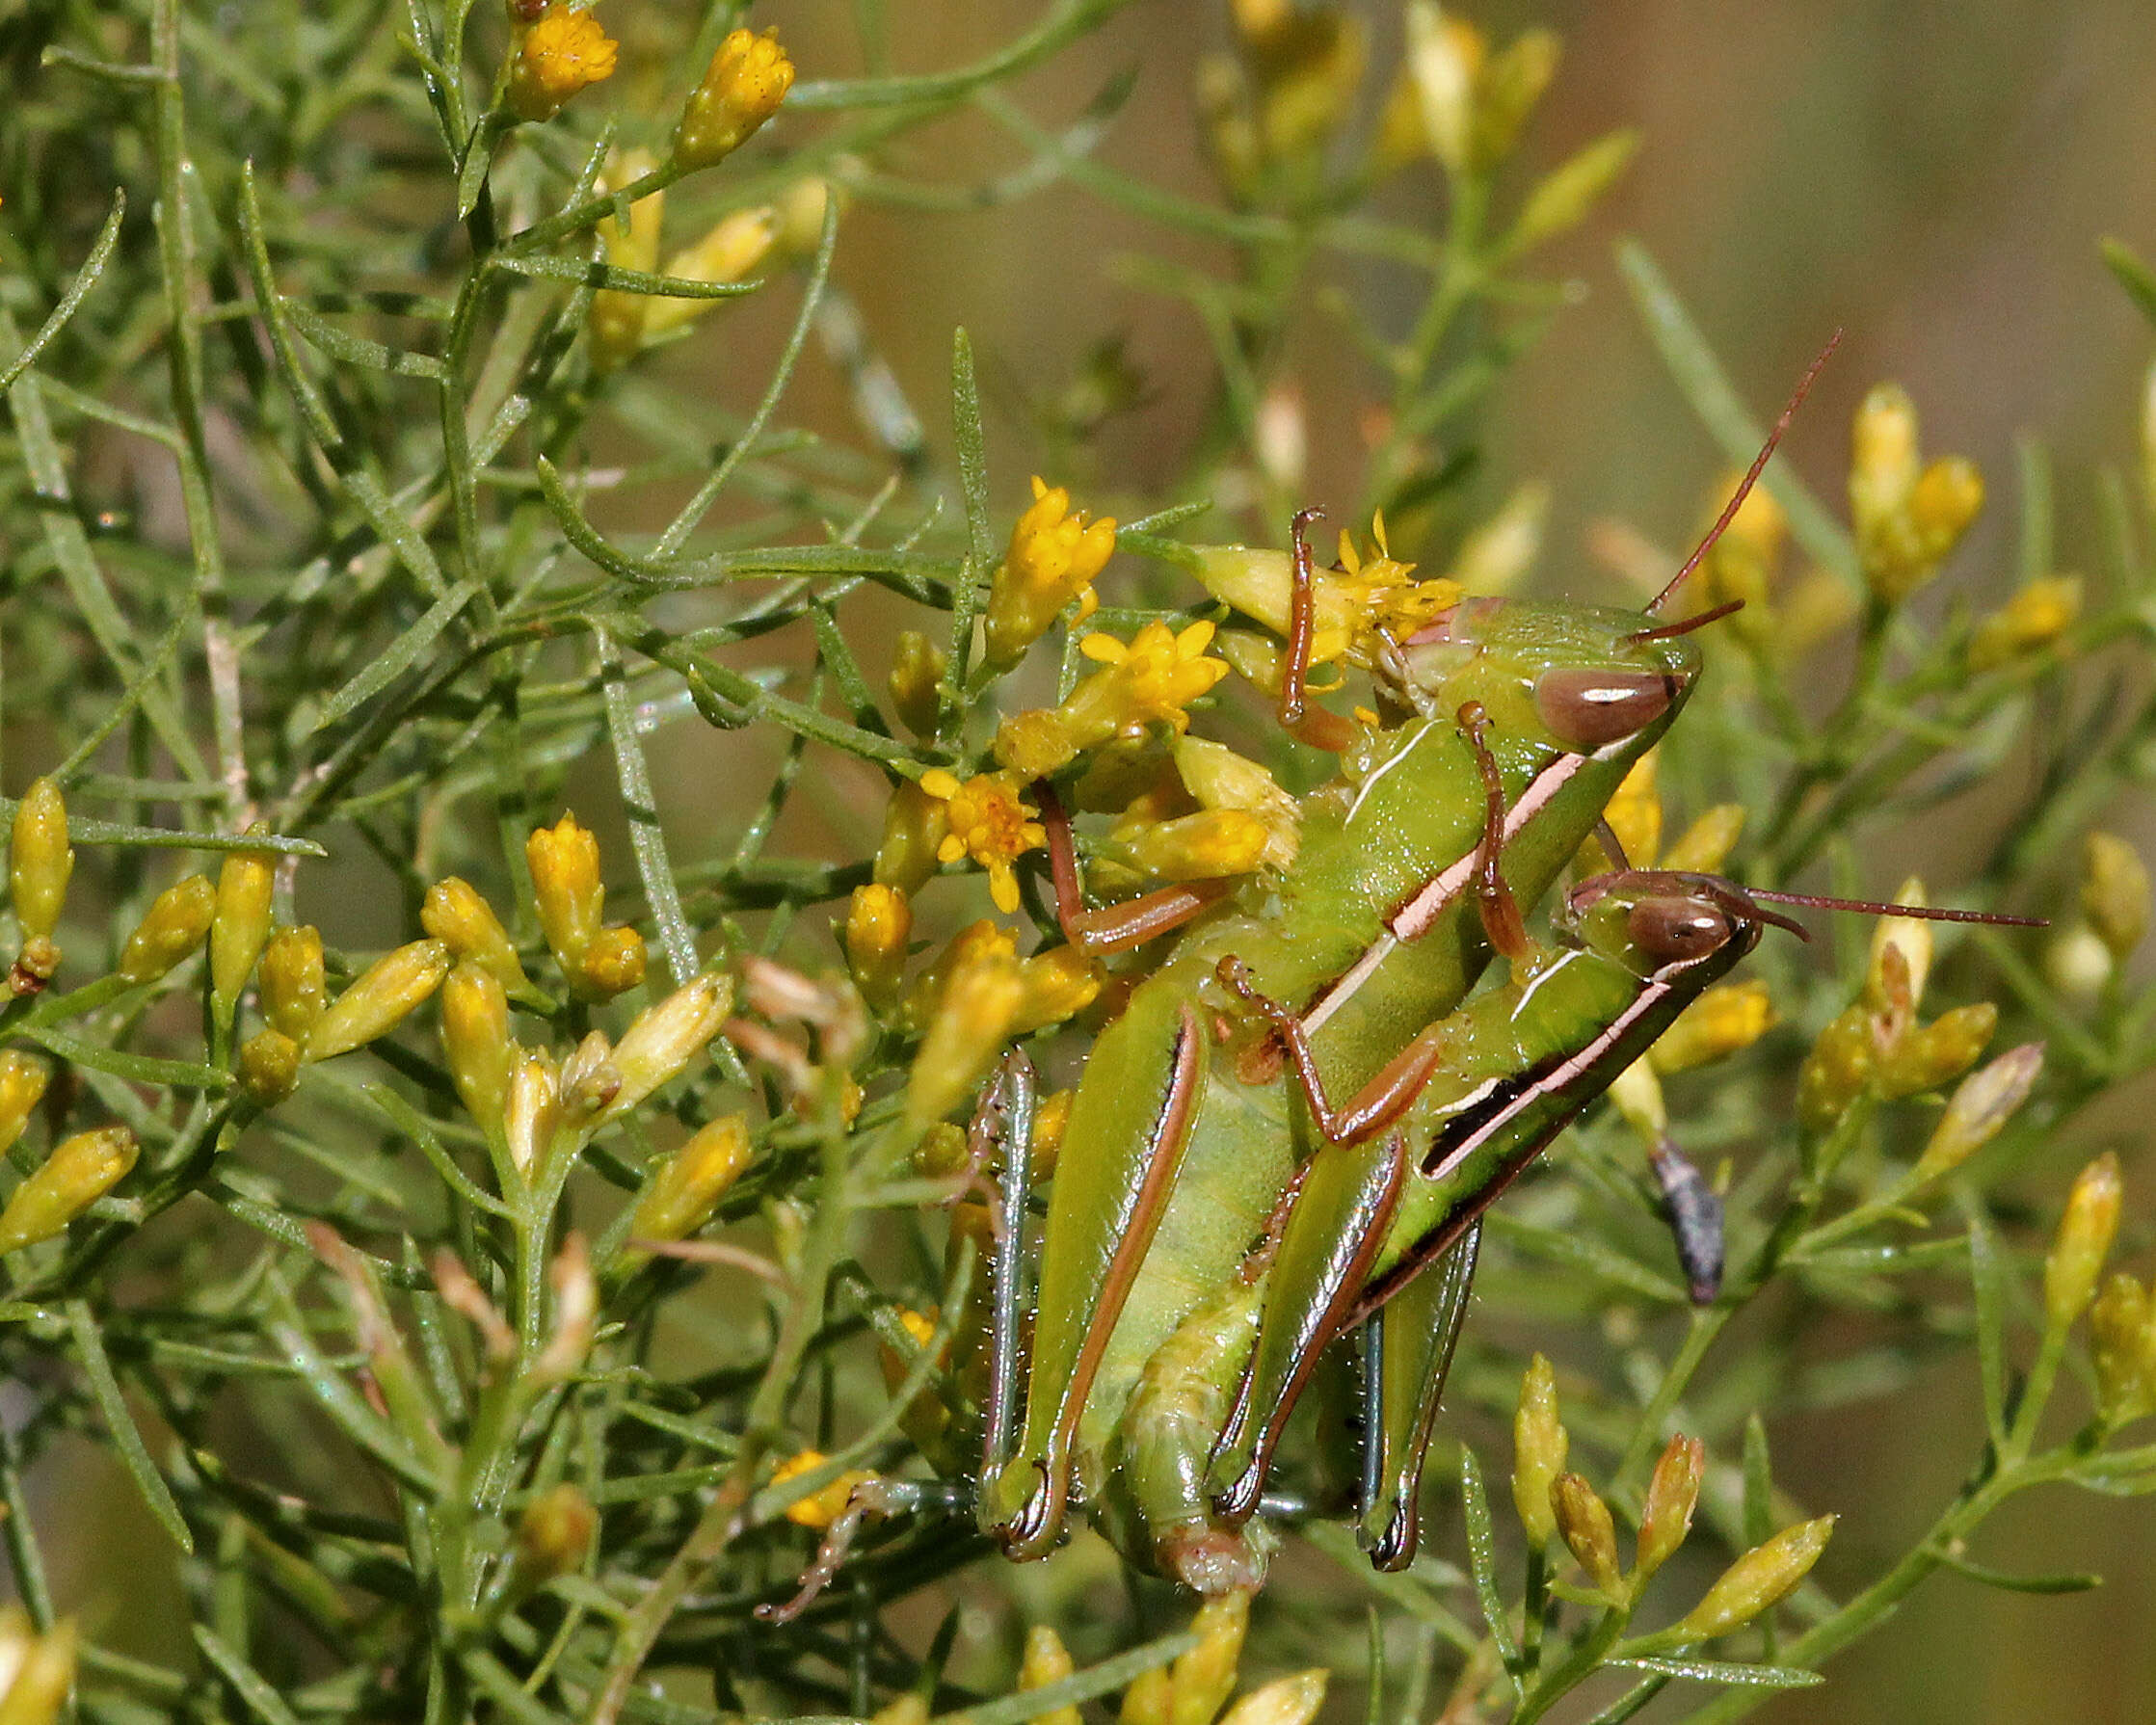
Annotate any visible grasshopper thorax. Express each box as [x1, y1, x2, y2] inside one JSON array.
[[1386, 597, 1703, 756]]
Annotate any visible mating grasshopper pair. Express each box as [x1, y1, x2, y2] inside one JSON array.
[[780, 347, 2024, 1611]]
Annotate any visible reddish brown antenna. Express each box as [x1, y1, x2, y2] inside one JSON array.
[[1743, 888, 2045, 928], [1649, 330, 1843, 614]]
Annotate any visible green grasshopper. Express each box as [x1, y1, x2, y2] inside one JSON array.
[[972, 354, 1843, 1588]]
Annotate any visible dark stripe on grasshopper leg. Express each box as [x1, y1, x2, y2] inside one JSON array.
[[1650, 1136, 1724, 1304], [998, 1004, 1205, 1559], [1361, 1219, 1481, 1571], [1279, 507, 1324, 730], [978, 1053, 1037, 1499], [1210, 1131, 1410, 1525]]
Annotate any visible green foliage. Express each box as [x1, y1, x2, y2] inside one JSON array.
[[0, 3, 2153, 1723]]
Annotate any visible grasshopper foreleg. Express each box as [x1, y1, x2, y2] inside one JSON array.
[[1456, 700, 1530, 961], [1036, 778, 1235, 956]]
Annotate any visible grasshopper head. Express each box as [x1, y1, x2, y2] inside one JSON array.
[[1557, 869, 1799, 978], [1385, 597, 1703, 757]]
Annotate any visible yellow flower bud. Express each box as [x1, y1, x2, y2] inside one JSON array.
[[515, 1482, 597, 1584], [1473, 25, 1559, 165], [306, 940, 453, 1062], [874, 780, 950, 897], [1104, 809, 1271, 886], [2089, 1274, 2155, 1424], [1852, 385, 1982, 603], [2045, 922, 2114, 1002], [643, 205, 780, 339], [912, 1121, 970, 1181], [1850, 384, 1920, 555], [603, 972, 730, 1120], [441, 964, 512, 1133], [631, 1114, 754, 1244], [1401, 3, 1482, 177], [1661, 804, 1747, 875], [1020, 1625, 1082, 1725], [2045, 1151, 2123, 1331], [0, 1609, 77, 1725], [586, 150, 661, 374], [210, 836, 276, 1012], [0, 1053, 49, 1155], [1875, 1002, 1996, 1101], [422, 877, 532, 996], [675, 27, 793, 171], [261, 925, 327, 1041], [904, 953, 1023, 1134], [238, 1029, 301, 1106], [984, 478, 1117, 673], [1511, 1353, 1567, 1548], [889, 631, 947, 738], [1905, 457, 1983, 569], [573, 924, 648, 1002], [1551, 1473, 1624, 1600], [0, 1127, 137, 1254], [503, 1049, 562, 1177], [772, 174, 838, 261], [1214, 1672, 1326, 1725], [1649, 979, 1775, 1075], [1605, 1056, 1666, 1144], [844, 884, 913, 1010], [769, 1448, 869, 1528], [1911, 1042, 2043, 1184], [1013, 945, 1102, 1036], [527, 813, 604, 972], [2082, 832, 2149, 961], [1634, 1434, 1705, 1587], [1170, 1592, 1251, 1725], [10, 778, 70, 989], [505, 2, 618, 123], [870, 1697, 928, 1725], [1676, 1517, 1835, 1639], [1968, 574, 2082, 671], [1797, 1004, 1873, 1133], [1863, 877, 1932, 1019], [118, 874, 214, 985], [1510, 130, 1637, 252]]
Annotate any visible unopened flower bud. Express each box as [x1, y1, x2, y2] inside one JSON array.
[[0, 1127, 137, 1254], [2045, 923, 2114, 1002], [1510, 130, 1637, 252], [1905, 458, 1984, 569], [1166, 1592, 1250, 1725], [238, 1029, 301, 1106], [504, 1050, 562, 1177], [1105, 809, 1272, 885], [993, 709, 1080, 781], [769, 1448, 870, 1528], [889, 632, 946, 738], [1020, 1624, 1083, 1725], [1797, 1004, 1874, 1133], [912, 1121, 970, 1181], [2082, 833, 2149, 962], [1649, 980, 1775, 1075], [527, 814, 604, 972], [261, 925, 326, 1041], [515, 1483, 597, 1586], [573, 924, 648, 1001], [505, 2, 618, 122], [422, 877, 532, 996], [118, 875, 215, 985], [1635, 1434, 1705, 1587], [984, 478, 1116, 673], [603, 972, 730, 1119], [904, 953, 1023, 1133], [441, 965, 512, 1133], [1606, 1056, 1666, 1144], [772, 174, 838, 261], [1864, 879, 1931, 1009], [1850, 384, 1919, 554], [2089, 1274, 2155, 1423], [844, 884, 913, 1009], [10, 778, 70, 988], [0, 1053, 49, 1154], [1676, 1517, 1834, 1639], [2044, 1151, 2123, 1330], [1511, 1353, 1567, 1547], [1176, 737, 1300, 869], [632, 1114, 754, 1244], [675, 27, 793, 171], [1876, 1002, 1996, 1101], [1969, 575, 2082, 671], [210, 835, 277, 1012], [1601, 751, 1662, 872], [0, 1609, 77, 1725], [1215, 1672, 1327, 1725], [1912, 1042, 2043, 1183], [586, 151, 662, 374], [306, 940, 452, 1062], [642, 207, 780, 342], [1551, 1473, 1624, 1600], [874, 780, 949, 897], [1402, 2, 1482, 177], [870, 1698, 928, 1725], [1013, 946, 1101, 1036]]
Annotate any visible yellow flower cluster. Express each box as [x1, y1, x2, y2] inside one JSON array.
[[505, 3, 618, 123], [1850, 383, 1984, 604], [983, 478, 1118, 673], [918, 769, 1045, 916]]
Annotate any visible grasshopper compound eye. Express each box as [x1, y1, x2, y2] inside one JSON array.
[[1533, 665, 1689, 752], [1627, 891, 1733, 963]]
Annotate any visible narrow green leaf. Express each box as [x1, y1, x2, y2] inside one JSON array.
[[947, 326, 992, 698], [1459, 1446, 1525, 1689], [1616, 239, 1860, 588], [492, 249, 763, 301], [67, 1299, 193, 1552], [193, 1626, 302, 1725], [313, 579, 480, 730], [1582, 1677, 1667, 1725], [0, 809, 324, 857], [2015, 437, 2054, 587], [1960, 1191, 2010, 1444], [0, 189, 126, 395], [358, 1082, 512, 1218], [596, 624, 700, 987], [283, 303, 446, 379], [26, 1027, 229, 1090], [2101, 236, 2156, 327], [1484, 1211, 1689, 1304], [937, 1631, 1198, 1725], [1607, 1656, 1823, 1688], [1933, 1549, 2101, 1593], [1741, 1411, 1773, 1550]]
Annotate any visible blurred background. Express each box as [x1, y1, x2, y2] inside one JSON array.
[[644, 4, 2154, 1719]]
